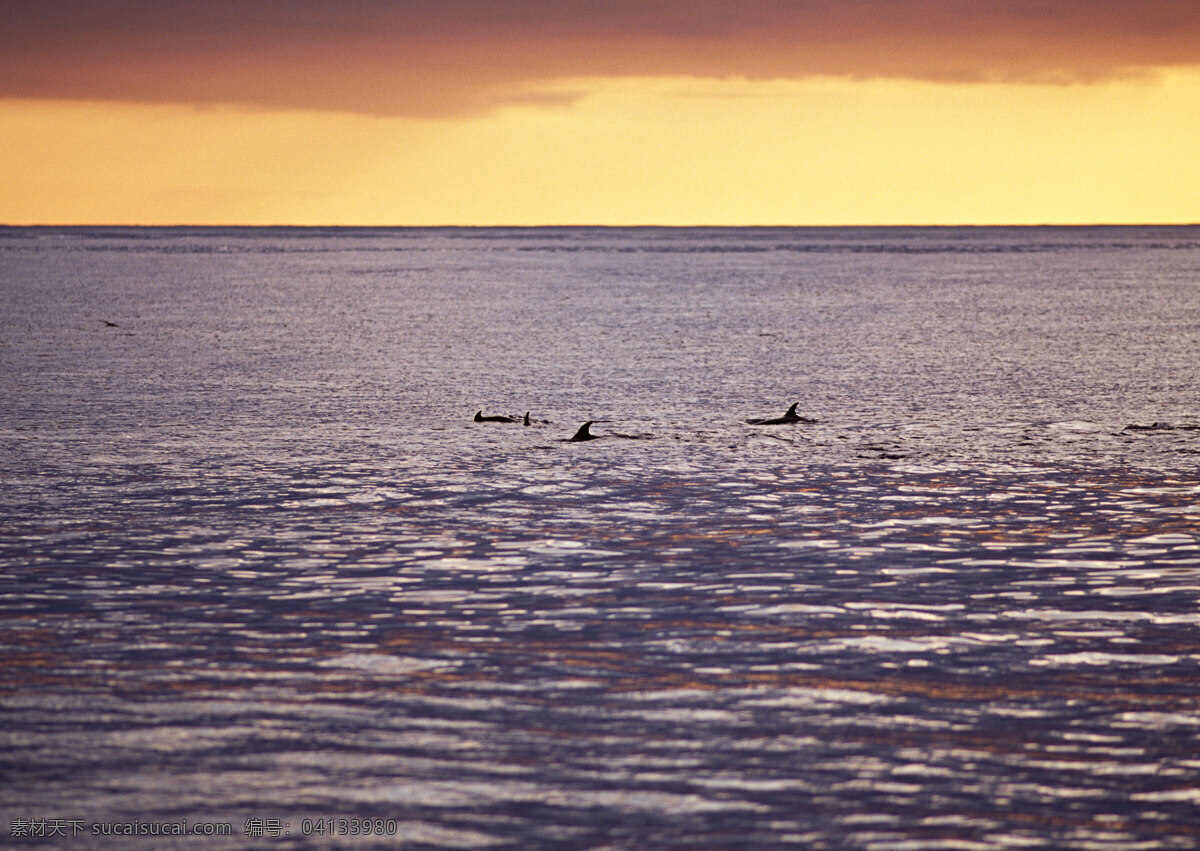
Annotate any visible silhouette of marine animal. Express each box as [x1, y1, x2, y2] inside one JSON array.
[[475, 410, 517, 423], [568, 421, 598, 441], [745, 402, 817, 425], [1123, 421, 1200, 432]]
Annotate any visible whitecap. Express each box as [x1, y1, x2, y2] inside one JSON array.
[[1031, 652, 1180, 666], [317, 653, 456, 674]]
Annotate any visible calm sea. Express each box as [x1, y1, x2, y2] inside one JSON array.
[[2, 226, 1199, 848]]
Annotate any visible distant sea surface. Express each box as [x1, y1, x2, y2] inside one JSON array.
[[3, 226, 1200, 848]]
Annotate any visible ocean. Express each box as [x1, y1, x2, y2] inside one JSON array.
[[2, 225, 1199, 848]]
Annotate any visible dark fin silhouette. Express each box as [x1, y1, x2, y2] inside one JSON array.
[[1124, 422, 1172, 431], [103, 320, 120, 328], [568, 421, 597, 441], [474, 410, 517, 423], [747, 401, 802, 425], [523, 412, 531, 426]]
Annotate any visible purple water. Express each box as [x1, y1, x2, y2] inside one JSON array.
[[2, 226, 1199, 848]]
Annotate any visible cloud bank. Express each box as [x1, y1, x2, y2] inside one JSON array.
[[4, 0, 1200, 114]]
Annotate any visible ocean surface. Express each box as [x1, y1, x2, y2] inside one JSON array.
[[2, 225, 1199, 849]]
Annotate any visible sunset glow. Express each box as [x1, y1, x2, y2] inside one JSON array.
[[3, 1, 1199, 225]]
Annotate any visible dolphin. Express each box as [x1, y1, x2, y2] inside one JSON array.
[[475, 410, 517, 423], [568, 421, 598, 441], [746, 402, 816, 425]]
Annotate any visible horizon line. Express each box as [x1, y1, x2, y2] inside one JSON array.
[[4, 222, 1199, 229]]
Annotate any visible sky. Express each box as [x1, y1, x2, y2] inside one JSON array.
[[3, 0, 1199, 225]]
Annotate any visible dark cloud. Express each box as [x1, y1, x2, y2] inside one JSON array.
[[3, 1, 1199, 115]]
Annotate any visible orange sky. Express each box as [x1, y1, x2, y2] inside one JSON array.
[[3, 1, 1199, 224]]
